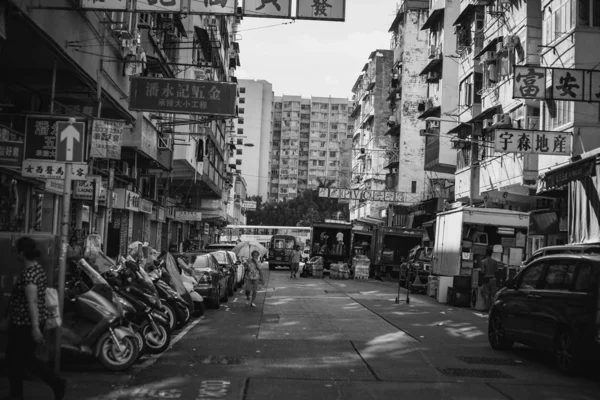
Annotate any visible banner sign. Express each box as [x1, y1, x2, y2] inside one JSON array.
[[114, 188, 140, 212], [296, 0, 346, 22], [129, 77, 237, 117], [175, 210, 203, 221], [513, 65, 600, 103], [90, 119, 124, 160], [21, 161, 89, 181], [187, 0, 236, 14], [243, 0, 292, 19], [318, 187, 408, 202], [495, 129, 571, 156], [0, 124, 24, 166], [135, 0, 182, 12], [80, 0, 127, 11], [241, 201, 257, 210], [139, 199, 153, 214], [73, 179, 108, 202]]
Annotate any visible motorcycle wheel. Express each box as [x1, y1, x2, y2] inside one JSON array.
[[97, 332, 139, 371], [141, 321, 171, 354], [176, 304, 191, 328], [134, 330, 146, 358], [193, 301, 205, 317], [161, 303, 177, 332]]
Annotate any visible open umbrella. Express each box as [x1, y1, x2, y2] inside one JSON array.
[[232, 240, 268, 259]]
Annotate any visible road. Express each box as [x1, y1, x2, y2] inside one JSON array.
[[4, 266, 600, 399]]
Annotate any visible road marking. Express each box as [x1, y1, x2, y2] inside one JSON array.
[[134, 316, 204, 372]]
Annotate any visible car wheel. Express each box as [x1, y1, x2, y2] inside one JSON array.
[[227, 280, 235, 297], [220, 284, 229, 302], [488, 314, 514, 350], [555, 329, 579, 374], [211, 286, 221, 309]]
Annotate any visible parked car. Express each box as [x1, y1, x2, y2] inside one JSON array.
[[189, 253, 229, 309], [205, 243, 236, 252], [211, 250, 237, 296], [522, 243, 600, 267], [488, 253, 600, 374], [226, 251, 245, 288]]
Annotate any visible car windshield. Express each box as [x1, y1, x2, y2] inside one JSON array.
[[193, 256, 216, 271], [212, 252, 228, 264]]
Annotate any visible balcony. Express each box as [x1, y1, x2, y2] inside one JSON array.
[[121, 115, 169, 170], [479, 153, 538, 193]]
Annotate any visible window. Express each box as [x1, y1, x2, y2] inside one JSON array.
[[319, 151, 326, 157], [238, 118, 244, 124], [239, 108, 245, 114], [574, 263, 597, 293], [545, 100, 573, 129], [239, 98, 245, 104], [236, 149, 242, 155], [519, 263, 545, 289], [236, 159, 242, 165], [240, 87, 246, 93], [318, 160, 325, 167], [578, 0, 600, 27], [237, 128, 244, 135], [543, 0, 576, 45], [236, 139, 243, 145], [539, 261, 576, 291], [329, 151, 337, 158], [411, 181, 417, 193]]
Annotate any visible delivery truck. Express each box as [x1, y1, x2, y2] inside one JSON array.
[[373, 226, 425, 277]]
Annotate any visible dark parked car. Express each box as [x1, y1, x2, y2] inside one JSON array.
[[522, 243, 600, 267], [189, 253, 229, 309], [488, 254, 600, 374], [211, 250, 237, 296], [226, 251, 245, 288]]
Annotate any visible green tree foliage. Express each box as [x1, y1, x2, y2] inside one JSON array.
[[245, 188, 348, 226]]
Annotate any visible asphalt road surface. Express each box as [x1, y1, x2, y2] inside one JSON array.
[[5, 265, 600, 399]]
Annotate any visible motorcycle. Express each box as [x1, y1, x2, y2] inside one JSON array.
[[61, 259, 140, 371]]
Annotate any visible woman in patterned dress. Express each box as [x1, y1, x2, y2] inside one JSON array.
[[244, 250, 264, 307], [5, 237, 66, 399]]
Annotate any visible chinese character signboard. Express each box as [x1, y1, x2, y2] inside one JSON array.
[[81, 0, 127, 10], [73, 179, 108, 203], [129, 77, 237, 117], [494, 129, 571, 156], [241, 201, 257, 210], [296, 0, 346, 22], [513, 66, 600, 103], [21, 160, 89, 181], [135, 0, 182, 12], [0, 124, 24, 166], [90, 119, 124, 159], [139, 199, 153, 214], [243, 0, 292, 19], [175, 211, 203, 221], [513, 66, 546, 100], [187, 0, 236, 14], [25, 116, 59, 161], [318, 188, 407, 203], [114, 188, 140, 212]]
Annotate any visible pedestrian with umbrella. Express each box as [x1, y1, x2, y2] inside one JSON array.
[[243, 250, 264, 307], [232, 240, 268, 260]]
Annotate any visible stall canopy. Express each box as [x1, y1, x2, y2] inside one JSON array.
[[538, 154, 598, 193], [567, 155, 600, 244]]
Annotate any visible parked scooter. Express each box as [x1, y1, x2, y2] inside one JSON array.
[[175, 257, 205, 317], [61, 259, 140, 371]]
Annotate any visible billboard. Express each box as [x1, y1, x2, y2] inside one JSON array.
[[318, 187, 407, 203], [494, 129, 571, 156], [513, 65, 600, 103]]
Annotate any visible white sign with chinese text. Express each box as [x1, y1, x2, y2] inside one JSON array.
[[175, 211, 202, 221], [551, 69, 585, 101], [513, 66, 546, 100], [139, 199, 153, 214], [114, 188, 140, 212], [73, 179, 108, 202], [45, 179, 64, 195], [243, 0, 292, 19], [494, 129, 571, 156], [187, 0, 236, 14], [296, 0, 346, 21], [318, 187, 407, 202], [241, 201, 257, 210], [90, 119, 124, 160], [135, 0, 182, 12], [22, 160, 88, 180], [81, 0, 127, 10]]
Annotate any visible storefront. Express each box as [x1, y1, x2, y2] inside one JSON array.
[[149, 205, 166, 250]]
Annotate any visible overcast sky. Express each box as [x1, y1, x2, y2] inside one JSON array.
[[235, 0, 396, 99]]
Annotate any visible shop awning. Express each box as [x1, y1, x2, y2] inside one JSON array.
[[419, 58, 443, 76], [418, 105, 441, 120], [356, 216, 386, 226], [474, 36, 503, 59], [466, 104, 500, 124], [447, 122, 472, 138], [453, 4, 479, 26], [538, 154, 598, 192], [422, 9, 444, 31]]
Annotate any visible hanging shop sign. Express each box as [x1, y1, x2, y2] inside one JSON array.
[[24, 116, 87, 164], [175, 210, 203, 221], [80, 0, 127, 10], [186, 0, 236, 14], [45, 179, 65, 195], [318, 188, 407, 202], [243, 0, 292, 19], [296, 0, 346, 22], [114, 188, 140, 212], [241, 201, 257, 210], [90, 119, 124, 160], [73, 179, 108, 203], [22, 160, 89, 181], [129, 77, 237, 117], [135, 0, 182, 12], [151, 206, 166, 223], [513, 66, 600, 103], [495, 129, 571, 156], [139, 199, 153, 214], [0, 124, 24, 166]]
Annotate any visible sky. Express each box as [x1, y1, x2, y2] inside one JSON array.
[[234, 0, 397, 99]]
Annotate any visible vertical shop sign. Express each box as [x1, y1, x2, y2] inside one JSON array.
[[242, 0, 292, 19], [513, 66, 546, 100], [0, 124, 24, 166], [135, 0, 182, 12], [25, 117, 58, 161], [187, 0, 236, 14], [296, 0, 346, 21], [551, 69, 585, 101], [90, 119, 124, 159]]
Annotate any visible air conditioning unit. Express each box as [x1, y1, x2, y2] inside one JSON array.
[[208, 16, 218, 26], [482, 119, 493, 129], [428, 45, 437, 59], [427, 71, 440, 81], [492, 113, 512, 127], [479, 51, 497, 64]]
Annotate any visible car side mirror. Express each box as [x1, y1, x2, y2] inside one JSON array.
[[505, 278, 516, 289]]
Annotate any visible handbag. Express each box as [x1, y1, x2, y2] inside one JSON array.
[[45, 287, 62, 330]]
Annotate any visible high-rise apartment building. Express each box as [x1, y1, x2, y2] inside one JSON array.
[[269, 96, 354, 201], [234, 79, 274, 199]]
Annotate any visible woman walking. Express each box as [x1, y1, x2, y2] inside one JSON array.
[[244, 250, 264, 307], [5, 237, 66, 400]]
